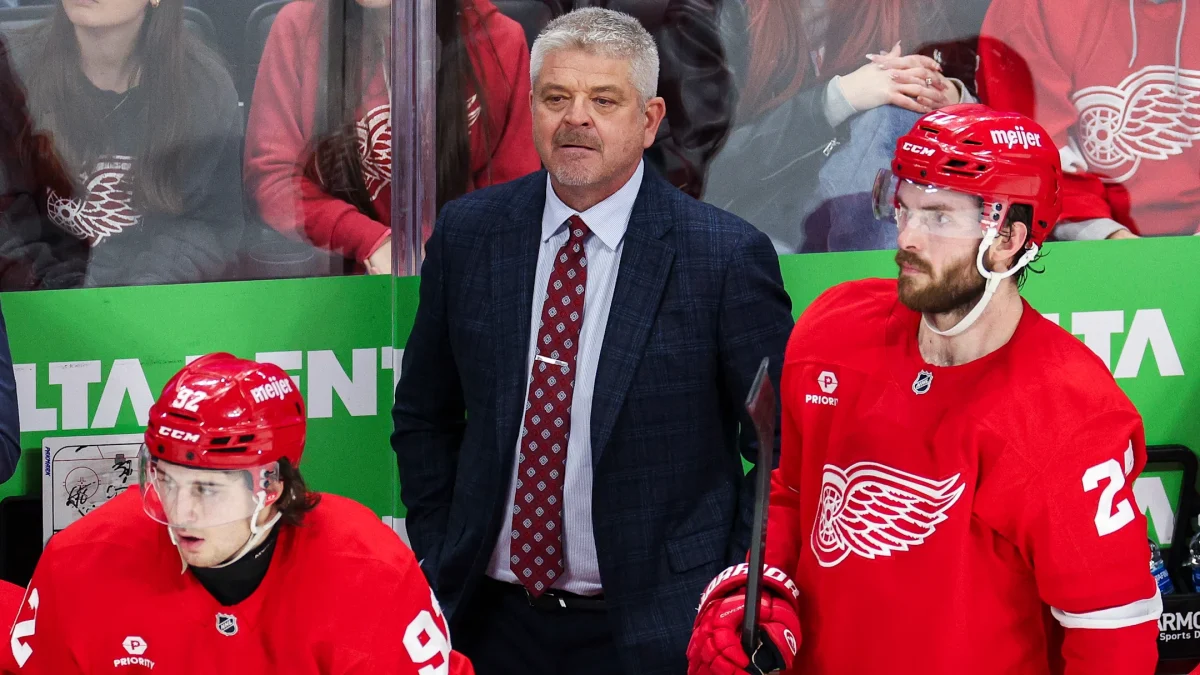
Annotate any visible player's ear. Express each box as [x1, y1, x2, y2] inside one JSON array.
[[263, 480, 284, 505], [991, 219, 1029, 271], [257, 467, 284, 506], [256, 463, 284, 505]]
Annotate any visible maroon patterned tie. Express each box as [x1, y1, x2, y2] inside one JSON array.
[[510, 215, 590, 596]]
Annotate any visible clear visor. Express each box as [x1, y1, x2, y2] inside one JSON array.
[[138, 445, 280, 530], [872, 169, 986, 240]]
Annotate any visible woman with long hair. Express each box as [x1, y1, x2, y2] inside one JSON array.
[[706, 0, 978, 253], [0, 34, 86, 290], [5, 0, 245, 287], [245, 0, 540, 275]]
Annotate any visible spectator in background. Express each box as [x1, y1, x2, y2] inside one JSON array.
[[705, 0, 979, 253], [5, 0, 245, 287], [0, 36, 86, 291], [978, 0, 1198, 240], [567, 0, 737, 199], [246, 0, 540, 275]]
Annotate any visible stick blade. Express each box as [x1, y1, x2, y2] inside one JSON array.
[[742, 357, 776, 657]]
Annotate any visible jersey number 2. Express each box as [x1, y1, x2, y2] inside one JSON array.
[[1082, 443, 1136, 537], [10, 588, 38, 667]]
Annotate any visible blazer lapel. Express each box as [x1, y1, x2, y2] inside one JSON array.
[[590, 170, 675, 466], [492, 174, 547, 463]]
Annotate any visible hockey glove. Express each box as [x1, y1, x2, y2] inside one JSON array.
[[686, 563, 802, 675]]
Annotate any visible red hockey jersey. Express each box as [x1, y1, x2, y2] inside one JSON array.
[[766, 279, 1160, 674], [978, 0, 1200, 236], [0, 580, 24, 675], [8, 490, 474, 675]]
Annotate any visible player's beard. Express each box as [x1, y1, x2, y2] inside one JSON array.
[[896, 248, 986, 316]]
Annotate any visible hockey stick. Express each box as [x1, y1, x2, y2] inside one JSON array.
[[742, 357, 776, 660]]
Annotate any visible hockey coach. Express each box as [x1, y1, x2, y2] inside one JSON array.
[[392, 7, 794, 675]]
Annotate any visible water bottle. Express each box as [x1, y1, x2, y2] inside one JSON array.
[[1151, 539, 1175, 595], [1188, 531, 1200, 592]]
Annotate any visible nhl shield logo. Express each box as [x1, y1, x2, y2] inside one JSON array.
[[216, 613, 238, 637], [912, 370, 933, 395]]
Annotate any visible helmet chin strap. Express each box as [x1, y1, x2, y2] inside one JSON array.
[[211, 491, 282, 569], [168, 526, 187, 575], [922, 226, 1040, 338], [169, 490, 282, 574]]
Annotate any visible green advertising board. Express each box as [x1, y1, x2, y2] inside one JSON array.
[[1, 237, 1196, 542], [2, 276, 417, 521]]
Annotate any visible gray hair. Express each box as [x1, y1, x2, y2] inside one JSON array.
[[530, 8, 660, 105]]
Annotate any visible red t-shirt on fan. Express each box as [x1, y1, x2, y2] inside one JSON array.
[[766, 279, 1159, 674], [7, 490, 474, 675], [978, 0, 1200, 236]]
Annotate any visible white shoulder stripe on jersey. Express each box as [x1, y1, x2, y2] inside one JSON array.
[[1051, 591, 1163, 630]]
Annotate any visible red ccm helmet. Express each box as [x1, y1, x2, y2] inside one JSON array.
[[140, 353, 306, 530], [144, 353, 305, 470], [872, 105, 1064, 337], [873, 103, 1063, 248]]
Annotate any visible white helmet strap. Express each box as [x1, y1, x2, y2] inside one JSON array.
[[210, 491, 282, 569], [922, 201, 1039, 338], [169, 526, 186, 574]]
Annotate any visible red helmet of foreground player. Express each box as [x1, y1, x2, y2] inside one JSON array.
[[874, 103, 1063, 247], [143, 353, 306, 470]]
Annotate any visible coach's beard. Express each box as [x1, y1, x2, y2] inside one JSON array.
[[896, 249, 986, 318]]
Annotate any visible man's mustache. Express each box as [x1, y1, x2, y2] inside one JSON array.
[[554, 130, 601, 150], [895, 250, 931, 274]]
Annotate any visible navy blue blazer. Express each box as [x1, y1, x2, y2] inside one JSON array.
[[392, 166, 793, 675], [0, 302, 17, 484]]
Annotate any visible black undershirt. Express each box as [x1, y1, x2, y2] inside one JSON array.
[[190, 525, 281, 606]]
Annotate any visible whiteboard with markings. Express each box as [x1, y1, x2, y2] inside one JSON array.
[[42, 434, 144, 545]]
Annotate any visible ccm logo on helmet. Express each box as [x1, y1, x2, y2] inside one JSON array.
[[990, 126, 1043, 150], [250, 377, 294, 404], [158, 426, 200, 443], [901, 142, 936, 157]]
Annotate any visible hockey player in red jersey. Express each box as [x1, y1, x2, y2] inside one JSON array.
[[687, 104, 1161, 675], [7, 353, 475, 675], [0, 579, 23, 674]]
